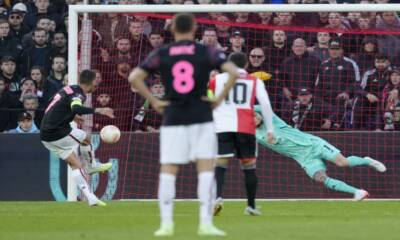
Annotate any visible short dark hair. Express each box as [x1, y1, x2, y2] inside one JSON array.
[[149, 30, 163, 37], [79, 69, 96, 85], [203, 27, 216, 34], [375, 53, 389, 61], [228, 52, 247, 69], [1, 55, 16, 64], [173, 13, 195, 34], [36, 16, 51, 26], [0, 18, 9, 25], [53, 31, 66, 37], [33, 27, 47, 35], [52, 55, 66, 64]]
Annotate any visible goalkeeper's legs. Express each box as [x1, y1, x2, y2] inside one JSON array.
[[79, 134, 112, 174], [333, 154, 387, 172], [65, 152, 105, 206], [313, 170, 369, 201], [154, 164, 178, 237]]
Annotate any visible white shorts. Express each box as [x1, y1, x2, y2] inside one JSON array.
[[41, 128, 87, 160], [160, 122, 217, 165]]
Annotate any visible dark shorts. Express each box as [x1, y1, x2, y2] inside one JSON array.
[[217, 132, 256, 159]]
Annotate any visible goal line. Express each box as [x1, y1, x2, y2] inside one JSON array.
[[119, 199, 400, 202]]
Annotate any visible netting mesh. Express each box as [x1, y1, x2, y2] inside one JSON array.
[[79, 12, 400, 199]]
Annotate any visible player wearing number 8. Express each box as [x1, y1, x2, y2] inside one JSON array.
[[209, 52, 275, 216], [128, 13, 240, 237]]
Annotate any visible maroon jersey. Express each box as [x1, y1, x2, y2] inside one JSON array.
[[139, 40, 226, 126]]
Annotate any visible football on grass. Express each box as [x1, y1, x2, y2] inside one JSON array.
[[100, 125, 121, 144]]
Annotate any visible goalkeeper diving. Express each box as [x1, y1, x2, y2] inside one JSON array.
[[254, 106, 386, 200]]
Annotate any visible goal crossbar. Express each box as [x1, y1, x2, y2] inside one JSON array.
[[68, 3, 400, 86]]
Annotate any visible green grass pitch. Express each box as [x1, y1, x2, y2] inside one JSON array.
[[1, 201, 399, 240]]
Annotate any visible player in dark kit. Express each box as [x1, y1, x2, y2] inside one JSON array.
[[41, 70, 115, 206], [128, 13, 240, 237]]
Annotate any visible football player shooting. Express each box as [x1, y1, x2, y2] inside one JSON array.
[[40, 69, 115, 206], [253, 106, 386, 200], [210, 52, 275, 217], [128, 13, 240, 237]]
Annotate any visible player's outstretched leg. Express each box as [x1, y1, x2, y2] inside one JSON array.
[[313, 170, 369, 201], [79, 135, 112, 174], [65, 153, 106, 206], [334, 154, 386, 172], [154, 164, 177, 237], [241, 158, 261, 216], [214, 158, 229, 216], [197, 159, 226, 237]]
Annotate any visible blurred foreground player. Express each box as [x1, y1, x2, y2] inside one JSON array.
[[40, 70, 115, 206], [210, 52, 275, 216], [129, 13, 240, 237], [254, 106, 386, 200]]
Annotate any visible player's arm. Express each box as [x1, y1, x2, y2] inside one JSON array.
[[128, 67, 169, 114], [71, 97, 114, 118], [210, 62, 240, 108], [255, 79, 275, 144], [128, 48, 169, 114]]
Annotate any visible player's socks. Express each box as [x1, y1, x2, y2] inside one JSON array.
[[80, 144, 113, 174], [71, 168, 98, 204], [215, 166, 226, 198], [324, 177, 358, 194], [198, 171, 214, 225], [346, 156, 371, 167], [158, 173, 176, 226], [243, 169, 258, 209], [80, 144, 96, 166]]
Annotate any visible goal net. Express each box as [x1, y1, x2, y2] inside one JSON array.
[[70, 4, 400, 200]]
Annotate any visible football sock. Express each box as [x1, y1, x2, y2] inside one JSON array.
[[324, 177, 358, 194], [71, 168, 96, 201], [198, 171, 214, 225], [215, 166, 226, 199], [243, 169, 258, 209], [347, 156, 371, 167], [158, 173, 176, 226], [80, 144, 98, 167]]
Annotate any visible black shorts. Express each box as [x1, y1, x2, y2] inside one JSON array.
[[217, 132, 256, 159]]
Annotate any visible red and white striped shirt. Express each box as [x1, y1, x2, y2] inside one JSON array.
[[210, 69, 274, 135]]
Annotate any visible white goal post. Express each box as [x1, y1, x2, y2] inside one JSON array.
[[67, 3, 400, 202]]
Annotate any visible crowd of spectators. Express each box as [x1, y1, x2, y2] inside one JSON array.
[[0, 0, 399, 134]]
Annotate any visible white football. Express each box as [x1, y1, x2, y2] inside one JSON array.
[[100, 125, 121, 144]]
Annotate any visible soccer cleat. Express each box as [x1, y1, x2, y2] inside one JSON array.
[[89, 199, 107, 207], [86, 162, 113, 174], [354, 189, 369, 201], [213, 197, 223, 216], [244, 206, 262, 216], [365, 157, 387, 173], [198, 224, 226, 237], [154, 223, 174, 237]]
